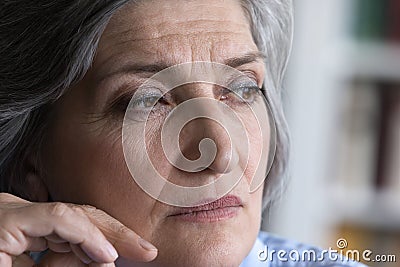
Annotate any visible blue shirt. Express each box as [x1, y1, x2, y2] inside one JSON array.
[[240, 232, 368, 267]]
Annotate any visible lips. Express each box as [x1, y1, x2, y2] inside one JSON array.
[[168, 195, 243, 223]]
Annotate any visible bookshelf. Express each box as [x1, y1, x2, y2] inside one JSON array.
[[265, 0, 400, 266]]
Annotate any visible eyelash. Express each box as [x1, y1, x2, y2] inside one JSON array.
[[220, 85, 263, 103]]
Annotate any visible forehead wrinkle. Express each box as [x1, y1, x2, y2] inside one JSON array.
[[102, 30, 248, 52], [107, 0, 248, 30], [114, 32, 241, 47], [103, 18, 249, 40], [102, 1, 251, 46], [92, 0, 260, 86], [96, 31, 251, 73], [100, 23, 251, 53]]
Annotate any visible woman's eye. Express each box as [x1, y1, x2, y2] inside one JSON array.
[[221, 85, 261, 104], [121, 93, 172, 122], [107, 91, 169, 121], [238, 86, 258, 101], [131, 95, 162, 109]]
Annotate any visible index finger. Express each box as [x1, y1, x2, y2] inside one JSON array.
[[1, 202, 118, 263], [81, 206, 158, 262]]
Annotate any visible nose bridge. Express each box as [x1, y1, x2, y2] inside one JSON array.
[[173, 82, 215, 102], [179, 100, 239, 174]]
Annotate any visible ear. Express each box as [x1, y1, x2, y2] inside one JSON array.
[[21, 156, 49, 202]]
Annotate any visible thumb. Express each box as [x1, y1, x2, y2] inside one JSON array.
[[81, 206, 158, 262]]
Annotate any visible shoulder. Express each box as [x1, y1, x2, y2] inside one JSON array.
[[240, 232, 368, 267]]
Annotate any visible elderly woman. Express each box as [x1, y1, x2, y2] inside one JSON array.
[[0, 1, 366, 267]]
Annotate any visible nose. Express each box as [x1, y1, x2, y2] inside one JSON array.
[[179, 115, 239, 174]]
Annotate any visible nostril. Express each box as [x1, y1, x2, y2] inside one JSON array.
[[193, 166, 207, 172], [189, 138, 217, 172], [208, 145, 239, 174]]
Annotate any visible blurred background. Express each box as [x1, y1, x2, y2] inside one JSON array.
[[263, 0, 400, 266]]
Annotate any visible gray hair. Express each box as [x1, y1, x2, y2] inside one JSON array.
[[0, 0, 293, 208]]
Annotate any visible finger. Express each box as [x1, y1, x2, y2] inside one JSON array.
[[45, 233, 66, 244], [38, 251, 86, 267], [70, 243, 92, 264], [48, 241, 71, 253], [89, 262, 116, 267], [12, 253, 34, 267], [2, 203, 118, 263], [0, 252, 11, 267], [0, 230, 48, 255], [83, 206, 157, 262]]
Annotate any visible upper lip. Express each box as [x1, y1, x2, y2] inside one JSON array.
[[167, 195, 243, 216]]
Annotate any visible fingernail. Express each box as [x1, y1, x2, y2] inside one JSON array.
[[105, 241, 119, 260], [138, 238, 157, 251]]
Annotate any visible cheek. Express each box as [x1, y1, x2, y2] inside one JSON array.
[[41, 118, 159, 236], [237, 104, 271, 188]]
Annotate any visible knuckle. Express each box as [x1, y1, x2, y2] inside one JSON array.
[[47, 203, 71, 219], [114, 223, 130, 236], [81, 204, 97, 213], [70, 205, 86, 216]]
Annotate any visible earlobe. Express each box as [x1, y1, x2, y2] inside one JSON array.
[[25, 171, 49, 202], [19, 152, 50, 202]]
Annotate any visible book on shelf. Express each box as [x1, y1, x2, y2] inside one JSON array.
[[353, 0, 400, 43], [375, 84, 400, 191], [335, 80, 400, 192], [353, 0, 387, 41], [387, 0, 400, 42], [334, 81, 380, 190]]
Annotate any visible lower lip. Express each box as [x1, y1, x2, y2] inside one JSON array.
[[170, 206, 241, 223]]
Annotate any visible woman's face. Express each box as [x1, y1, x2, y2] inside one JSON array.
[[40, 0, 269, 266]]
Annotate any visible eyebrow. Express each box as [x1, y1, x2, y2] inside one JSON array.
[[99, 51, 267, 83], [224, 51, 267, 68]]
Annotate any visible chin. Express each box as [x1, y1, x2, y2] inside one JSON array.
[[121, 235, 251, 267], [124, 215, 259, 267]]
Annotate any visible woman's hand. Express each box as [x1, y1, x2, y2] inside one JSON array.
[[0, 193, 158, 267]]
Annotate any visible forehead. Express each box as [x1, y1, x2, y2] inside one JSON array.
[[93, 0, 259, 76]]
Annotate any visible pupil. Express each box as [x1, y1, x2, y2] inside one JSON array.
[[243, 88, 251, 99], [145, 98, 155, 107]]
